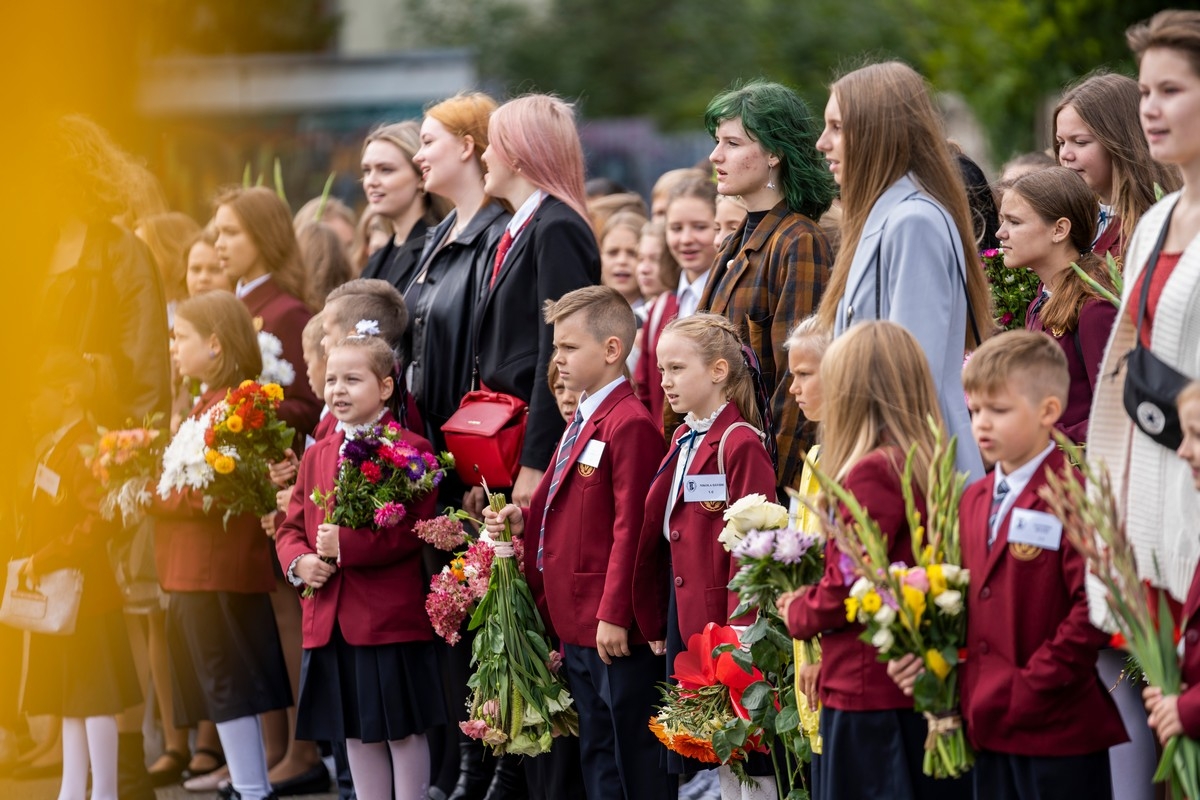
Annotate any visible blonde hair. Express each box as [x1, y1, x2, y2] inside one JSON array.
[[651, 168, 708, 209], [819, 321, 943, 485], [361, 120, 453, 224], [328, 335, 397, 382], [816, 63, 992, 349], [661, 313, 762, 429], [543, 285, 637, 359], [784, 315, 832, 358], [640, 219, 680, 290], [175, 290, 263, 389], [302, 312, 325, 360], [590, 193, 650, 237], [1179, 380, 1200, 410], [963, 329, 1070, 407]]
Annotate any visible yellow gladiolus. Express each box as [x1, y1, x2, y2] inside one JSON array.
[[925, 648, 951, 680], [263, 383, 284, 402], [860, 590, 882, 615], [928, 564, 947, 597], [213, 455, 236, 475], [205, 449, 219, 465], [226, 415, 244, 433], [844, 596, 860, 623], [901, 585, 926, 628]]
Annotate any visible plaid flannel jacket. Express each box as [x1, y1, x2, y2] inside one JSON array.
[[699, 202, 833, 490]]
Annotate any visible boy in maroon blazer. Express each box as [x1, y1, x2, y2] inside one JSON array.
[[950, 331, 1126, 798], [485, 286, 673, 800]]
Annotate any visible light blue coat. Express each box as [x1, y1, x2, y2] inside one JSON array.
[[832, 174, 984, 480]]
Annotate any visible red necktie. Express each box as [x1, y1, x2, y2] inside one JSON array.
[[490, 229, 514, 289]]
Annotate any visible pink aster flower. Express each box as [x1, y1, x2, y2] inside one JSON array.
[[373, 502, 406, 528]]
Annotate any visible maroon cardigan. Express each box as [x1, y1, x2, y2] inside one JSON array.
[[240, 278, 321, 439]]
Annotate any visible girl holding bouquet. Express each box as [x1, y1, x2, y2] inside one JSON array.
[[152, 290, 292, 800], [275, 333, 446, 800], [779, 321, 969, 800], [634, 313, 778, 798]]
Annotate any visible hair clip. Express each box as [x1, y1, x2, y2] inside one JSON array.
[[355, 319, 381, 337]]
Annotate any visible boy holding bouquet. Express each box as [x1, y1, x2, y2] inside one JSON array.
[[895, 331, 1126, 798], [484, 286, 672, 800]]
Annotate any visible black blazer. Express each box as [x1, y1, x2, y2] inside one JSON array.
[[360, 220, 430, 292], [473, 195, 599, 473]]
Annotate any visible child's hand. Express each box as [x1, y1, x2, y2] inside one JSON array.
[[886, 653, 925, 696], [276, 486, 294, 514], [316, 523, 340, 559], [1146, 690, 1185, 745], [596, 621, 630, 665], [799, 662, 821, 711], [269, 449, 300, 488], [260, 513, 277, 538], [483, 503, 525, 538], [296, 553, 336, 589], [776, 588, 803, 619], [649, 640, 666, 657]]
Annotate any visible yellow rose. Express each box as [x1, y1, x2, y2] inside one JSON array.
[[927, 564, 947, 597], [925, 648, 951, 680], [205, 449, 219, 465], [263, 383, 284, 402], [225, 415, 244, 433], [844, 596, 861, 623], [860, 590, 882, 615], [213, 455, 236, 475], [901, 585, 926, 628]]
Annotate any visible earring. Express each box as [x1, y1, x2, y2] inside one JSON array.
[[208, 350, 217, 359], [766, 166, 776, 191]]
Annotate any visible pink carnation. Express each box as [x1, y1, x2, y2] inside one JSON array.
[[373, 502, 406, 528], [414, 516, 469, 551], [460, 719, 488, 740]]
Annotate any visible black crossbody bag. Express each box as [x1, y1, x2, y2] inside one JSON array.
[[1123, 201, 1191, 450]]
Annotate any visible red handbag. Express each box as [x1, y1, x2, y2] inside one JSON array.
[[441, 391, 528, 487]]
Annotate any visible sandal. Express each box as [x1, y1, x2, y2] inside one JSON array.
[[183, 747, 226, 780], [148, 749, 189, 787]]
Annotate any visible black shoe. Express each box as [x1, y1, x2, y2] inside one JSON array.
[[117, 732, 155, 800], [148, 748, 189, 787], [447, 740, 496, 800], [482, 754, 527, 800], [219, 789, 279, 800], [271, 764, 332, 797]]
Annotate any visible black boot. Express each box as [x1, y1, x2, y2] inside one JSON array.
[[482, 754, 527, 800], [116, 732, 155, 800], [446, 740, 496, 800]]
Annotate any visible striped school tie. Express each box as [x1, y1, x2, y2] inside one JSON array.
[[538, 409, 584, 570], [987, 479, 1010, 549]]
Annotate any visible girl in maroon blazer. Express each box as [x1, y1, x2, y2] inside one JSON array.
[[633, 313, 776, 795], [153, 291, 292, 800], [21, 351, 141, 800], [780, 321, 969, 800], [276, 334, 444, 800], [996, 167, 1119, 445]]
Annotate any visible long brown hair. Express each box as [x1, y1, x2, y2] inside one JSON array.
[[661, 313, 762, 429], [214, 187, 311, 308], [816, 62, 992, 350], [1007, 167, 1118, 333], [1054, 71, 1181, 250], [819, 321, 944, 487], [138, 211, 201, 304], [175, 290, 263, 389]]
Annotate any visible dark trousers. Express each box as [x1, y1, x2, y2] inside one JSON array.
[[562, 643, 676, 800], [974, 749, 1113, 800], [524, 736, 583, 800]]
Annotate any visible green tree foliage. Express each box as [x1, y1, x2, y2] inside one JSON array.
[[142, 0, 341, 55]]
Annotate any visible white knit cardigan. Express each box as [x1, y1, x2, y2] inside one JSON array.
[[1087, 191, 1200, 615]]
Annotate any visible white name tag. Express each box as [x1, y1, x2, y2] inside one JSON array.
[[35, 464, 61, 500], [579, 439, 605, 468], [684, 474, 727, 503], [1008, 508, 1062, 551]]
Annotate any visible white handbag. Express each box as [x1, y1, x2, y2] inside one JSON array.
[[0, 558, 83, 635]]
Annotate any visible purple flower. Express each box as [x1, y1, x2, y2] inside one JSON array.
[[837, 550, 858, 586], [374, 502, 406, 527], [341, 438, 375, 465], [772, 528, 817, 565], [734, 529, 776, 560], [405, 461, 426, 481]]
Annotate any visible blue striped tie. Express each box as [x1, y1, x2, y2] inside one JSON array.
[[538, 410, 584, 570], [987, 479, 1010, 549]]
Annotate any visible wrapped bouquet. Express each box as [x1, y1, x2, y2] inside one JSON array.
[[981, 248, 1040, 331], [82, 415, 165, 526]]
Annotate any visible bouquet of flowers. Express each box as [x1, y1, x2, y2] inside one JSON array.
[[650, 623, 769, 772], [82, 415, 165, 526], [304, 420, 454, 598], [807, 425, 973, 779], [157, 381, 295, 526], [981, 248, 1040, 331], [1041, 436, 1200, 799], [720, 494, 825, 763], [418, 513, 525, 646], [257, 331, 296, 388], [458, 486, 578, 756]]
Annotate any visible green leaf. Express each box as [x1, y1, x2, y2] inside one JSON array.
[[775, 704, 800, 734]]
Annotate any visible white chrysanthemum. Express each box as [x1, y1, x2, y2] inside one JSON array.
[[258, 331, 295, 387], [934, 590, 964, 616], [157, 416, 216, 499]]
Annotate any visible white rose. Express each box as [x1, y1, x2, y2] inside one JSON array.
[[871, 627, 895, 653], [723, 494, 789, 533], [717, 523, 745, 552], [849, 577, 872, 600], [934, 590, 964, 616], [873, 605, 896, 627], [941, 564, 963, 585]]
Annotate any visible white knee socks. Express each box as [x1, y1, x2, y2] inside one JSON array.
[[84, 716, 119, 800], [58, 718, 88, 800], [346, 734, 430, 800], [389, 734, 429, 800], [215, 715, 272, 800]]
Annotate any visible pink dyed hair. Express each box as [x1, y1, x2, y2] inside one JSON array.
[[488, 95, 591, 226]]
